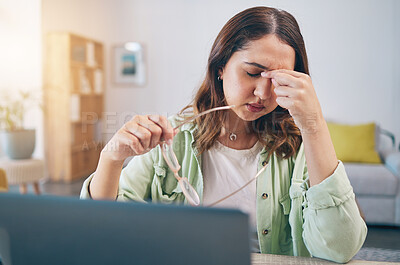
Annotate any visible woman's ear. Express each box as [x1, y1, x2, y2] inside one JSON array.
[[218, 68, 224, 79]]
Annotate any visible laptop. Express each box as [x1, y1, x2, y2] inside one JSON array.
[[0, 193, 250, 265]]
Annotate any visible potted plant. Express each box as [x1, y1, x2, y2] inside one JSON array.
[[0, 90, 39, 159]]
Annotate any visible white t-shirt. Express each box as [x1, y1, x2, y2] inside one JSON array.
[[202, 140, 263, 252]]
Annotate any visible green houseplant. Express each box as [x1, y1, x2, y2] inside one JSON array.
[[0, 90, 39, 159]]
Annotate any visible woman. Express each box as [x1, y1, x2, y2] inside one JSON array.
[[81, 6, 367, 262]]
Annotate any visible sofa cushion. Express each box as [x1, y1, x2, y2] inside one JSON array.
[[357, 196, 396, 225], [327, 122, 381, 163], [344, 163, 398, 196]]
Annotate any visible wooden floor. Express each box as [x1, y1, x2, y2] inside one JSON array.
[[7, 177, 400, 251]]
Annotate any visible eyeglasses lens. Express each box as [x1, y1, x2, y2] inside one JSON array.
[[179, 177, 200, 206], [161, 143, 181, 172]]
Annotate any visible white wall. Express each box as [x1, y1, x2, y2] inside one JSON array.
[[42, 0, 400, 147], [0, 0, 43, 158]]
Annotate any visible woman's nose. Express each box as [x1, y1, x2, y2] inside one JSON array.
[[254, 78, 274, 100]]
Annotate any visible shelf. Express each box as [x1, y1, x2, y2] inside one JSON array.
[[79, 93, 103, 97], [70, 64, 104, 95], [45, 32, 105, 182], [71, 61, 103, 70], [69, 92, 103, 97], [71, 118, 101, 124], [71, 141, 103, 153]]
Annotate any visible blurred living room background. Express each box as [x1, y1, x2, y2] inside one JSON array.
[[1, 0, 400, 262]]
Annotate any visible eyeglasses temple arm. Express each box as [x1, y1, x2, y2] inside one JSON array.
[[174, 105, 235, 130], [206, 163, 268, 207]]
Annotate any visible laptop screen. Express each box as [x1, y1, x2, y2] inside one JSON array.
[[0, 194, 250, 265]]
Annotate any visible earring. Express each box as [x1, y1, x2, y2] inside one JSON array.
[[217, 76, 222, 81]]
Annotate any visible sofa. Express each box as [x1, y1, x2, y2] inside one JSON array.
[[328, 122, 400, 226]]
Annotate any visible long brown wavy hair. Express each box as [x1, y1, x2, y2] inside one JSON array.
[[181, 6, 308, 159]]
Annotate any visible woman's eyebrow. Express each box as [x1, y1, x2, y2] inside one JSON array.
[[244, 61, 270, 70]]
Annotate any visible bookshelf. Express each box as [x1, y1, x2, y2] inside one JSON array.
[[44, 33, 104, 182]]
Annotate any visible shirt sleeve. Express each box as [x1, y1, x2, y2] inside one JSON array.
[[79, 148, 156, 202], [116, 149, 155, 202], [79, 173, 95, 199], [302, 161, 368, 263]]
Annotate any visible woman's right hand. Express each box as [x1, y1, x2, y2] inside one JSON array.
[[101, 115, 177, 162]]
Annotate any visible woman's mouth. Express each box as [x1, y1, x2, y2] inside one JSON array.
[[246, 103, 265, 113]]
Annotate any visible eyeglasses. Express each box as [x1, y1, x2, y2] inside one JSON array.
[[160, 105, 269, 207]]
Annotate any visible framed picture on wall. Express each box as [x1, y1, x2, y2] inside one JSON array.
[[113, 42, 146, 86]]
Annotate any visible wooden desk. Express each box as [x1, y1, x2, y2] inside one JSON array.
[[252, 253, 400, 264]]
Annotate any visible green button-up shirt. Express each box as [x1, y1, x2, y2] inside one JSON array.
[[80, 117, 367, 263]]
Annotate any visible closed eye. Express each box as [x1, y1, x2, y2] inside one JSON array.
[[247, 72, 261, 77]]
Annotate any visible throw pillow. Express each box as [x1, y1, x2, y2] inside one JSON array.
[[327, 122, 381, 164]]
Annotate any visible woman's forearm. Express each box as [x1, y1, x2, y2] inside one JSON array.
[[89, 151, 125, 200], [301, 116, 338, 187]]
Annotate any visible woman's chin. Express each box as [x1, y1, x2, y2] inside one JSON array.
[[235, 110, 265, 121], [242, 105, 278, 121]]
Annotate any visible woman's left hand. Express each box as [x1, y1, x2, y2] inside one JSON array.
[[262, 69, 323, 134]]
